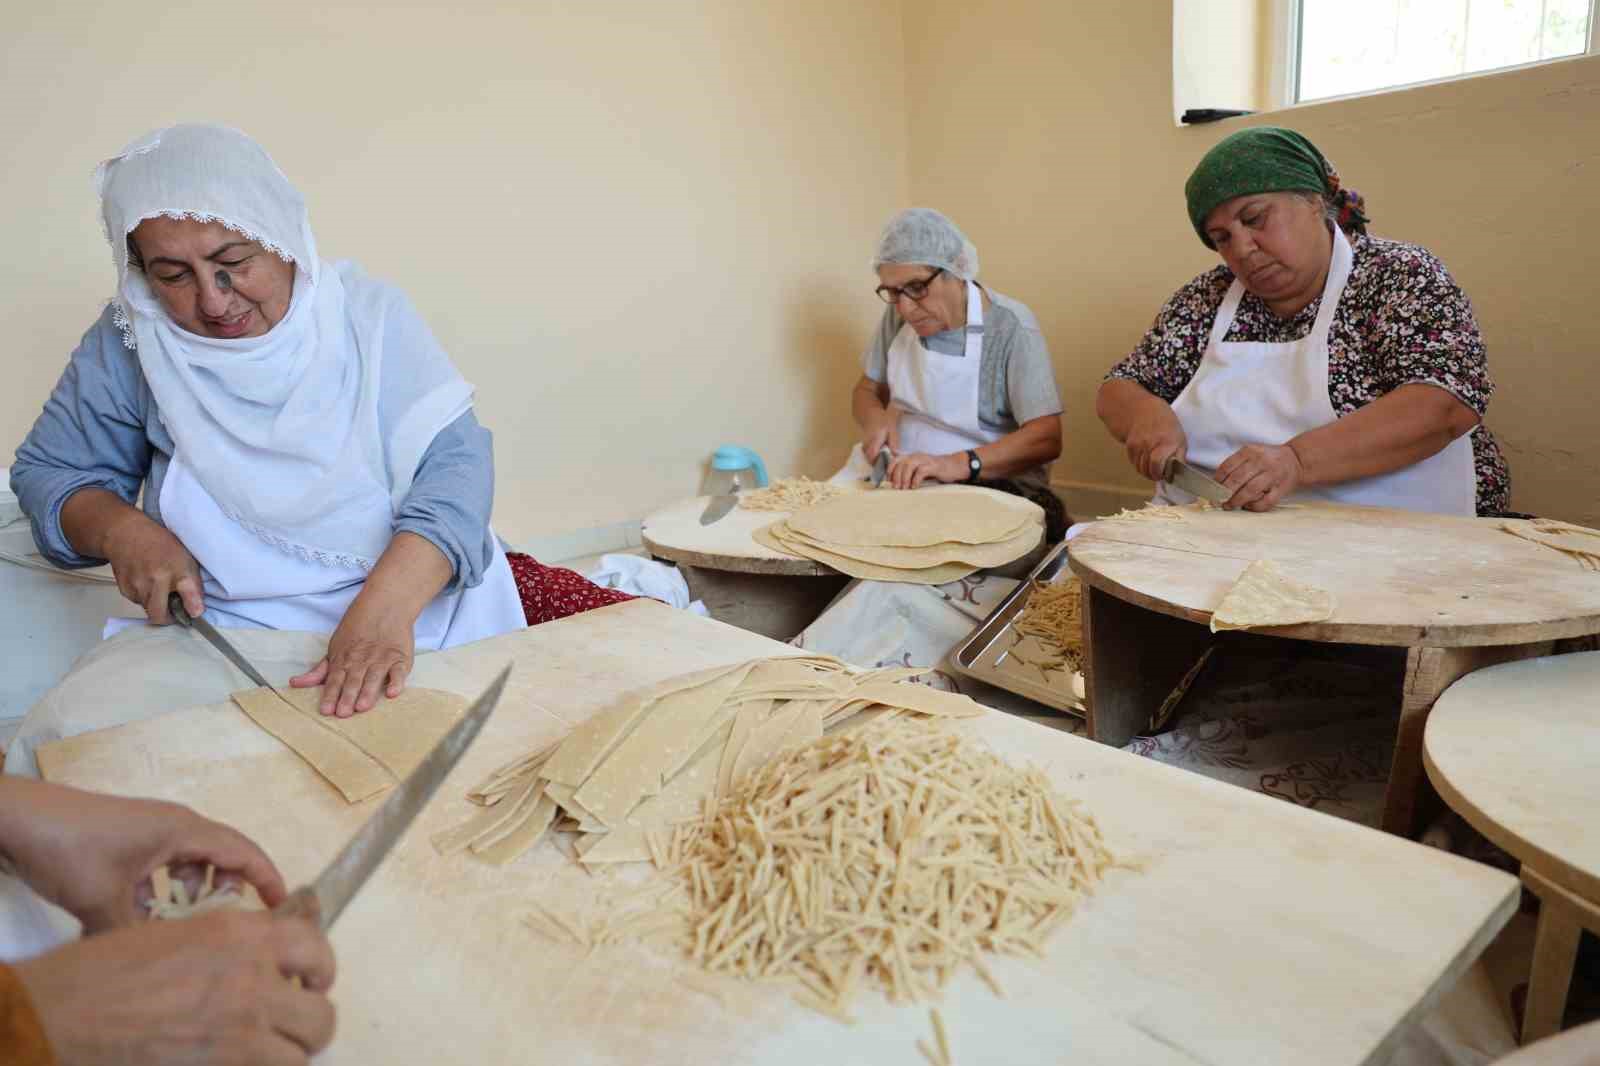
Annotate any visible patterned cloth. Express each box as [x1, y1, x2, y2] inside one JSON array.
[[1107, 233, 1510, 515], [1184, 126, 1369, 247], [978, 477, 1070, 543], [505, 553, 636, 626]]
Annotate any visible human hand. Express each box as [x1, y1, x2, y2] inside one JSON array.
[[1123, 404, 1189, 482], [100, 510, 202, 625], [1215, 443, 1304, 511], [15, 909, 336, 1066], [290, 590, 416, 717], [862, 414, 901, 467], [0, 780, 286, 933], [887, 452, 966, 490]]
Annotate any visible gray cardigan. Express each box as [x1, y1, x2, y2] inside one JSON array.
[[10, 306, 497, 590]]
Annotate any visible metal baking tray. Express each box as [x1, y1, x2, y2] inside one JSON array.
[[949, 540, 1086, 716]]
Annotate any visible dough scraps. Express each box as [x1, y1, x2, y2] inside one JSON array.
[[146, 863, 255, 920], [517, 715, 1116, 1023], [1100, 501, 1216, 522], [1011, 576, 1084, 674], [1209, 559, 1335, 633], [1501, 518, 1600, 571], [737, 477, 846, 512], [432, 654, 987, 871]]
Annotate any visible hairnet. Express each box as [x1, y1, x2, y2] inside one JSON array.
[[871, 208, 979, 280]]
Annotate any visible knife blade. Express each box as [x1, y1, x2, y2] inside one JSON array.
[[1162, 457, 1232, 505], [869, 448, 890, 488], [275, 664, 511, 930], [167, 592, 290, 703], [699, 494, 738, 525]]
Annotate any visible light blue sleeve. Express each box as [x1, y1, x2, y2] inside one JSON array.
[[392, 410, 496, 591], [9, 308, 154, 568], [861, 306, 903, 383]]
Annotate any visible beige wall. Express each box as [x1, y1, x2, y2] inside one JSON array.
[[1173, 0, 1265, 119], [905, 0, 1600, 525], [9, 1, 1599, 542], [1, 1, 908, 541]]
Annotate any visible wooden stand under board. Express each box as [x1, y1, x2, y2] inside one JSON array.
[[1423, 653, 1600, 1045], [1068, 503, 1600, 836]]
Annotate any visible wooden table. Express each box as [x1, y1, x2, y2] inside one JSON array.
[[1424, 653, 1600, 1044], [641, 495, 850, 639], [1494, 1019, 1600, 1064], [1067, 503, 1600, 836], [39, 600, 1518, 1065]]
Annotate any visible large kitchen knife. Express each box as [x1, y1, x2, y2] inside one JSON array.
[[869, 448, 890, 488], [699, 493, 739, 525], [1161, 457, 1232, 505], [274, 664, 511, 929], [168, 592, 291, 704]]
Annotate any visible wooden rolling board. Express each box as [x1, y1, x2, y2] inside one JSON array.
[[642, 495, 842, 575], [641, 484, 1041, 577], [1424, 652, 1600, 904], [1068, 503, 1600, 647], [39, 600, 1517, 1066]]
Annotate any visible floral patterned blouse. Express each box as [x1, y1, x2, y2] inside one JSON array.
[[1106, 233, 1510, 515]]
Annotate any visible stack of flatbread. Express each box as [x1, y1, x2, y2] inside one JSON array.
[[754, 485, 1043, 583], [431, 653, 985, 869]]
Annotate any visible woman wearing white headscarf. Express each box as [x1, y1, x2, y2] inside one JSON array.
[[834, 208, 1068, 539], [10, 124, 526, 728]]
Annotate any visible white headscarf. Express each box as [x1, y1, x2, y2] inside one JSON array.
[[95, 124, 473, 570]]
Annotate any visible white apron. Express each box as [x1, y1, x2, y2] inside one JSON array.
[[155, 451, 526, 649], [1157, 227, 1476, 515], [831, 281, 999, 483]]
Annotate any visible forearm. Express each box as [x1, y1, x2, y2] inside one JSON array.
[[975, 415, 1061, 479], [852, 378, 890, 432], [1289, 384, 1479, 488], [1096, 379, 1170, 444], [354, 532, 453, 622], [0, 779, 46, 876], [57, 487, 148, 562]]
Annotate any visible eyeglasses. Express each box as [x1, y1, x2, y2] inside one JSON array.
[[875, 268, 942, 305]]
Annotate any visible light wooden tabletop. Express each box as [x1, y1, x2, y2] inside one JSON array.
[[37, 600, 1518, 1065], [1424, 652, 1600, 903], [1068, 503, 1600, 647]]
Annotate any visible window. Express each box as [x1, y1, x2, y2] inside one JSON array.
[[1295, 0, 1596, 103]]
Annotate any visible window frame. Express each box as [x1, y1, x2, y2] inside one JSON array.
[[1277, 0, 1600, 107]]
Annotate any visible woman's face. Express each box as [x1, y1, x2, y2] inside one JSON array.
[[876, 263, 967, 337], [1202, 192, 1332, 313], [129, 216, 295, 339]]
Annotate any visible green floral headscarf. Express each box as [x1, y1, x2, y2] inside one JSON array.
[[1185, 126, 1369, 248]]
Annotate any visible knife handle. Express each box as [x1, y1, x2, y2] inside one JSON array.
[[166, 592, 193, 627], [273, 884, 323, 927]]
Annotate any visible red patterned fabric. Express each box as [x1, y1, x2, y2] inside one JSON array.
[[505, 552, 636, 626]]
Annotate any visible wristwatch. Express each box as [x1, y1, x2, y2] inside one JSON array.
[[965, 449, 982, 483]]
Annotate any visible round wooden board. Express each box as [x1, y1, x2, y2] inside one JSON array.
[[641, 495, 838, 575], [1067, 502, 1600, 647], [1424, 652, 1600, 904], [642, 484, 1045, 578]]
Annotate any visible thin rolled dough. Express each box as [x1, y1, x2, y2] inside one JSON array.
[[231, 685, 469, 803], [1208, 559, 1335, 633]]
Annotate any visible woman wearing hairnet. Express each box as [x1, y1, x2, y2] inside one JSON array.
[[834, 209, 1067, 539]]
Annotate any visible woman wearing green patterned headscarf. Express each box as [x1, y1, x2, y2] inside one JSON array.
[[1095, 126, 1510, 518]]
